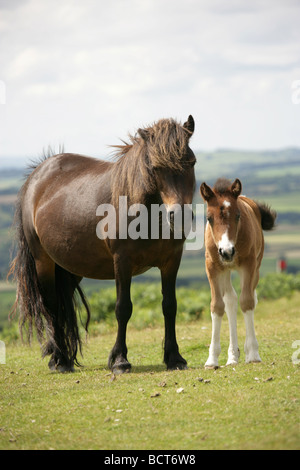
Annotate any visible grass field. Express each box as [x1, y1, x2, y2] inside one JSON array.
[[0, 292, 299, 450], [0, 150, 299, 450]]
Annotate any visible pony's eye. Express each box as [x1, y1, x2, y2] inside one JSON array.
[[236, 213, 241, 221], [207, 216, 213, 224], [184, 160, 196, 169]]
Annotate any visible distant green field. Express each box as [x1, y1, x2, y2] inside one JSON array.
[[0, 148, 299, 287], [0, 177, 22, 191], [194, 148, 300, 181], [264, 192, 300, 213]]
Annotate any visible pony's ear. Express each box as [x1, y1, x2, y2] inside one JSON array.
[[138, 128, 150, 141], [183, 115, 195, 136], [200, 182, 214, 201], [231, 178, 242, 198]]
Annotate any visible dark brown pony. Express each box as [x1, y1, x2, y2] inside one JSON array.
[[10, 116, 196, 373], [200, 178, 276, 368]]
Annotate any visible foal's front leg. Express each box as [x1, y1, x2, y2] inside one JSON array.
[[108, 254, 133, 374], [205, 269, 225, 369]]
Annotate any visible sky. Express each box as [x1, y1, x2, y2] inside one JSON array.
[[0, 0, 300, 166]]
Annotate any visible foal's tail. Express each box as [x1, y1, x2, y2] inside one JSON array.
[[256, 202, 277, 231], [8, 199, 90, 366]]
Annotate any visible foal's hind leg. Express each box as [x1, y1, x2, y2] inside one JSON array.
[[240, 266, 261, 363], [223, 272, 240, 366]]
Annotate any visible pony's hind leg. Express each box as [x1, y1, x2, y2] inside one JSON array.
[[33, 258, 68, 371], [35, 258, 79, 372]]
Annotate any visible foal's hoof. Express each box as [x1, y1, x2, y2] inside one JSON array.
[[205, 365, 218, 370]]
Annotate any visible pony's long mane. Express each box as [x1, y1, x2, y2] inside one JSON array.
[[110, 118, 191, 206]]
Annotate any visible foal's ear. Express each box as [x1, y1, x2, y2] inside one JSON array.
[[183, 115, 195, 136], [200, 182, 214, 201], [231, 178, 242, 198]]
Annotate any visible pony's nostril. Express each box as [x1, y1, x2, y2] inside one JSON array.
[[231, 247, 235, 256], [218, 248, 223, 255]]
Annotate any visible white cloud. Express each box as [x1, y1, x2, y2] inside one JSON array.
[[0, 0, 299, 163]]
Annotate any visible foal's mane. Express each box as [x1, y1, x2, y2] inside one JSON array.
[[213, 178, 232, 194], [111, 118, 191, 206]]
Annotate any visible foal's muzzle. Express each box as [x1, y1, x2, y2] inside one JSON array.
[[219, 246, 235, 262]]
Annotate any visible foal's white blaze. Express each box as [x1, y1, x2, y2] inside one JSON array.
[[218, 229, 234, 252], [223, 200, 231, 208]]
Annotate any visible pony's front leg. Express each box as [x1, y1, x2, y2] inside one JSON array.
[[161, 256, 187, 370], [108, 255, 133, 374]]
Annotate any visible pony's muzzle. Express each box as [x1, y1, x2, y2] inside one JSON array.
[[219, 246, 235, 262]]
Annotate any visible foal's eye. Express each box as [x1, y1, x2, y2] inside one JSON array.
[[207, 215, 213, 224], [236, 213, 241, 222]]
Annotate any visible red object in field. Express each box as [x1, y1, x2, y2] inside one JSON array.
[[277, 258, 287, 272]]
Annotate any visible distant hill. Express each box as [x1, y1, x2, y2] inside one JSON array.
[[0, 148, 300, 280]]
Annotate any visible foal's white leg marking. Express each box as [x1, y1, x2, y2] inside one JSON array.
[[224, 288, 240, 365], [205, 312, 222, 369], [243, 292, 261, 363]]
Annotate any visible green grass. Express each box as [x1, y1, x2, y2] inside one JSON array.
[[0, 293, 299, 450]]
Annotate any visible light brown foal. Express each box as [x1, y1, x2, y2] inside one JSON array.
[[200, 178, 276, 368]]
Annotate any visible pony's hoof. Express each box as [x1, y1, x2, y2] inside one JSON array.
[[108, 352, 132, 374], [48, 357, 75, 373], [167, 361, 188, 371], [112, 362, 132, 375]]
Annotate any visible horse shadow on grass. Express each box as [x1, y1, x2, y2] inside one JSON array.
[[48, 362, 176, 375]]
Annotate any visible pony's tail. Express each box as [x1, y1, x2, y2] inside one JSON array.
[[8, 200, 50, 345], [256, 202, 277, 231], [8, 200, 90, 368]]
